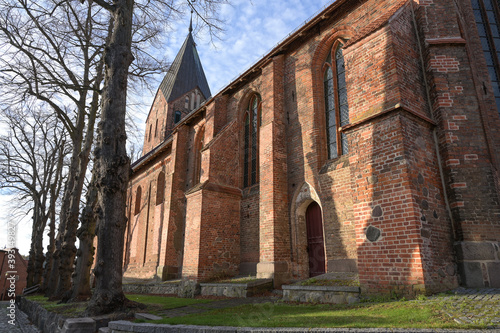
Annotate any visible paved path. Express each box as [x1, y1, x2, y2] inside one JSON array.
[[425, 287, 500, 327], [0, 301, 39, 332]]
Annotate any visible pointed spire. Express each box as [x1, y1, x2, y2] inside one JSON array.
[[189, 9, 193, 33], [157, 22, 211, 104]]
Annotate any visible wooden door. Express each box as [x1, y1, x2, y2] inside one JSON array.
[[306, 202, 326, 276]]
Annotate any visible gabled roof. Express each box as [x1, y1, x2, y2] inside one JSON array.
[[158, 31, 211, 103]]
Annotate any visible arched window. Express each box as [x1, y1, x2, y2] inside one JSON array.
[[174, 111, 182, 124], [194, 127, 205, 185], [472, 0, 500, 113], [134, 186, 142, 215], [156, 172, 165, 205], [243, 94, 261, 188], [324, 41, 349, 159]]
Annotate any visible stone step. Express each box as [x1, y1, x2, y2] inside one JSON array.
[[135, 313, 163, 321]]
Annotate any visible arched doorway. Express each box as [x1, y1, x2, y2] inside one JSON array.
[[306, 202, 326, 276]]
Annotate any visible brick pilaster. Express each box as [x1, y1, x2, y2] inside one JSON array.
[[157, 125, 189, 280], [257, 55, 291, 286]]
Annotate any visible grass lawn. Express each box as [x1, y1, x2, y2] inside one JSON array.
[[149, 300, 486, 329], [26, 295, 87, 316], [126, 294, 211, 315], [26, 293, 212, 317]]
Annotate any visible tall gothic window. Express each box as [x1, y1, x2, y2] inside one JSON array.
[[156, 172, 165, 205], [134, 186, 142, 215], [324, 41, 349, 159], [243, 94, 261, 188], [472, 0, 500, 113], [194, 127, 205, 185]]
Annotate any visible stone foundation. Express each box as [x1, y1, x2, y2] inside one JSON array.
[[455, 241, 500, 288], [282, 285, 360, 304], [200, 279, 273, 298], [122, 281, 180, 295]]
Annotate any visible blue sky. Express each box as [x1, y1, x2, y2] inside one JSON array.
[[0, 0, 334, 255], [132, 0, 333, 131]]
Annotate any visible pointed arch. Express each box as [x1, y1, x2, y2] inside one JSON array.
[[323, 40, 349, 159], [290, 182, 324, 278], [312, 28, 354, 166]]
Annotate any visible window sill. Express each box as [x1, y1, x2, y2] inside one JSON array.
[[319, 154, 350, 174], [242, 183, 259, 197]]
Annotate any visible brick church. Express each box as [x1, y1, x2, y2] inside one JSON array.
[[123, 0, 500, 295]]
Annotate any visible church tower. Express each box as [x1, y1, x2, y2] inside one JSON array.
[[142, 23, 211, 155]]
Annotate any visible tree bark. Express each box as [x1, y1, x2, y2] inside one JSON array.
[[67, 172, 98, 302], [55, 102, 89, 298], [86, 0, 134, 316], [27, 209, 46, 288], [42, 206, 56, 293]]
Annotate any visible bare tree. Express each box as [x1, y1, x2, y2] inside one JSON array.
[[0, 0, 110, 298], [0, 0, 227, 312], [0, 105, 69, 288], [84, 0, 228, 315]]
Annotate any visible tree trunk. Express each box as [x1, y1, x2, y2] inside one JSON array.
[[42, 207, 56, 293], [86, 0, 134, 316], [66, 49, 105, 302], [55, 120, 88, 298], [46, 164, 75, 298], [67, 172, 98, 302], [26, 212, 45, 288], [32, 221, 46, 287]]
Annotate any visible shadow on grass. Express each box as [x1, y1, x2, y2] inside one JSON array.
[[150, 300, 486, 329]]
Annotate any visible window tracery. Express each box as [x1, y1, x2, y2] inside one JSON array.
[[323, 41, 349, 159], [472, 0, 500, 113], [243, 94, 261, 188]]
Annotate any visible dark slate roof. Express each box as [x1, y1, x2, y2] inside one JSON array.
[[158, 32, 211, 103]]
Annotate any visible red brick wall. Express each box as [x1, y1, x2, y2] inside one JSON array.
[[400, 114, 458, 292], [123, 0, 500, 292], [124, 155, 172, 279], [0, 249, 27, 300], [183, 186, 240, 281], [143, 88, 207, 155], [240, 188, 260, 272], [143, 92, 168, 155]]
